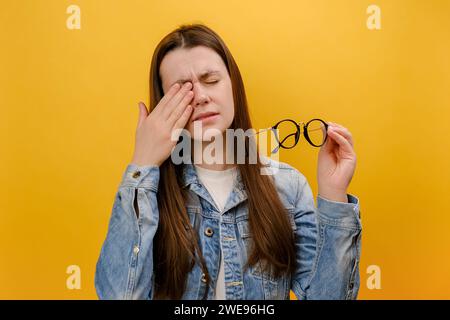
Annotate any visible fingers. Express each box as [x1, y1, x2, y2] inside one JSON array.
[[152, 83, 181, 115], [327, 122, 354, 147], [172, 104, 194, 134], [167, 90, 195, 126], [327, 126, 354, 154], [162, 82, 194, 119]]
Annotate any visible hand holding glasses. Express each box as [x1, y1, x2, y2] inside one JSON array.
[[254, 118, 329, 154]]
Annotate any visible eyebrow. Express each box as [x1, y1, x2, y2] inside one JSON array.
[[171, 70, 221, 86]]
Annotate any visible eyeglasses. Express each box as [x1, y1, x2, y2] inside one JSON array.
[[252, 118, 329, 154]]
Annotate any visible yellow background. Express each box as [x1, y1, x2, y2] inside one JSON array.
[[1, 0, 449, 299]]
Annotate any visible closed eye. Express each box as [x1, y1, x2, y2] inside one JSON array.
[[206, 80, 219, 84]]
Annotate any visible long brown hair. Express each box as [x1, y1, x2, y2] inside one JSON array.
[[149, 23, 296, 299]]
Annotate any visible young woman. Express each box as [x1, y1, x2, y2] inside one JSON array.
[[95, 24, 362, 300]]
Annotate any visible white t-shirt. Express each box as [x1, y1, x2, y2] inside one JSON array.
[[194, 164, 238, 300]]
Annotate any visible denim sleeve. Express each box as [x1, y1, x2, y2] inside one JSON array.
[[290, 172, 362, 300], [94, 164, 160, 299]]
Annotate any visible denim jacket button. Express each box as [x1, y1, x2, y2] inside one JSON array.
[[133, 245, 140, 254], [204, 227, 214, 237], [132, 171, 141, 178], [201, 273, 207, 283]]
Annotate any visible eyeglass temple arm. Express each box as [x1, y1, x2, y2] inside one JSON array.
[[251, 127, 280, 154]]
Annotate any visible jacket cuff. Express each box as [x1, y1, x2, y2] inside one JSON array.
[[316, 193, 361, 229], [119, 164, 160, 191]]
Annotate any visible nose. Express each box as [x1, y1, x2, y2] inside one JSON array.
[[191, 82, 211, 108]]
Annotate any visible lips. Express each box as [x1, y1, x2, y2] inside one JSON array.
[[192, 111, 220, 122]]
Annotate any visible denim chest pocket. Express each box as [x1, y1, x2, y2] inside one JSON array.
[[236, 207, 296, 299], [185, 206, 202, 229], [237, 206, 297, 239], [186, 206, 200, 226]]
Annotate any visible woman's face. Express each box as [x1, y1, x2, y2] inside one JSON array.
[[159, 46, 235, 141]]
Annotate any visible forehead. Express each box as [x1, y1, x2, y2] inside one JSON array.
[[159, 46, 226, 83]]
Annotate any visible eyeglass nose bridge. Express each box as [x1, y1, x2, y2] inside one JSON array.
[[296, 121, 306, 134]]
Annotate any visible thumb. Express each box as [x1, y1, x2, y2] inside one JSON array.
[[137, 101, 148, 127]]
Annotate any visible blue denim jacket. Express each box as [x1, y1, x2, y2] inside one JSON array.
[[95, 157, 362, 300]]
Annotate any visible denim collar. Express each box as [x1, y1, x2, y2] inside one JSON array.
[[180, 162, 247, 213]]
